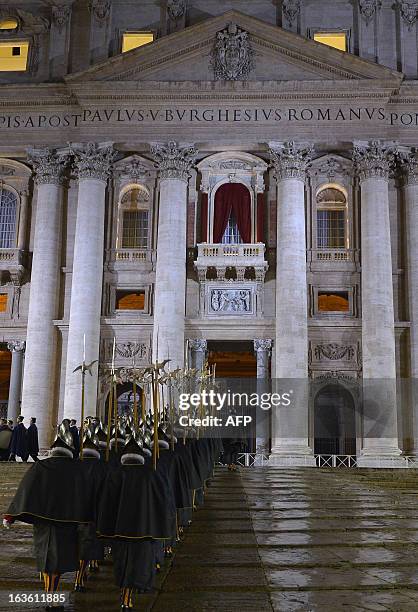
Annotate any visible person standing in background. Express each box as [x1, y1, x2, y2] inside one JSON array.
[[69, 419, 80, 459], [27, 417, 39, 462], [8, 415, 28, 462]]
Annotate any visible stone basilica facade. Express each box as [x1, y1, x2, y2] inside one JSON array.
[[1, 0, 418, 465]]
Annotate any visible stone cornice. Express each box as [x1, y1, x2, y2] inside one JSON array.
[[150, 141, 197, 182], [27, 147, 69, 185], [269, 141, 314, 181], [353, 140, 396, 181], [70, 142, 115, 181]]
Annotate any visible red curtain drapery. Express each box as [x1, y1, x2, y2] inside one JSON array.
[[213, 183, 251, 243], [200, 193, 208, 242]]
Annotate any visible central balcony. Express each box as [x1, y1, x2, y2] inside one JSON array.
[[106, 248, 156, 272], [194, 243, 268, 281]]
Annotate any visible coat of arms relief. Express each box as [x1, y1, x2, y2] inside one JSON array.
[[211, 23, 255, 81]]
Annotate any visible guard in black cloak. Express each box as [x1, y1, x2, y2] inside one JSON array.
[[96, 431, 176, 611], [8, 415, 28, 461], [74, 424, 108, 592], [3, 421, 96, 610], [27, 417, 39, 461]]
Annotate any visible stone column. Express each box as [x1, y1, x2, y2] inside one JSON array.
[[88, 0, 111, 64], [151, 142, 197, 368], [7, 341, 25, 423], [402, 149, 418, 455], [269, 142, 315, 466], [353, 141, 403, 466], [254, 339, 272, 458], [63, 143, 114, 421], [17, 190, 29, 251], [189, 339, 207, 372], [21, 149, 68, 447]]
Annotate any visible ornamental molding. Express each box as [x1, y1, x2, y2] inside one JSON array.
[[398, 0, 418, 29], [70, 142, 115, 182], [309, 155, 351, 180], [121, 186, 150, 204], [353, 140, 395, 182], [115, 341, 147, 360], [27, 147, 69, 185], [314, 343, 355, 361], [269, 141, 314, 181], [282, 0, 301, 26], [188, 339, 207, 352], [51, 5, 71, 32], [211, 22, 255, 81], [359, 0, 382, 24], [254, 339, 272, 353], [7, 340, 25, 353], [150, 141, 197, 181], [167, 0, 186, 21], [88, 0, 111, 25]]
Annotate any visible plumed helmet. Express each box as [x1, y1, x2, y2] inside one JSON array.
[[51, 420, 75, 453]]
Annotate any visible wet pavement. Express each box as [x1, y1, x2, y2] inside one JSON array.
[[2, 464, 418, 610]]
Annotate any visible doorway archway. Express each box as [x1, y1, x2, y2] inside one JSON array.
[[314, 384, 356, 455]]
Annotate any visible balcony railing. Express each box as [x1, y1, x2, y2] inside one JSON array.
[[106, 249, 155, 267], [195, 243, 268, 281], [308, 248, 359, 263], [197, 243, 266, 261]]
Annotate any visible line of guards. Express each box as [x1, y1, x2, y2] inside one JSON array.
[[3, 416, 223, 610]]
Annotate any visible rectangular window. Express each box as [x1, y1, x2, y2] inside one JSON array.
[[317, 210, 345, 248], [318, 291, 349, 313], [121, 210, 148, 249], [122, 32, 154, 53], [0, 41, 29, 71], [116, 290, 145, 311], [313, 32, 347, 52], [0, 294, 7, 312]]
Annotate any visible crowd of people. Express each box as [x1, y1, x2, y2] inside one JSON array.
[[2, 415, 223, 611], [0, 415, 40, 461]]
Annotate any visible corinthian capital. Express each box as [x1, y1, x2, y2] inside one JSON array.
[[189, 339, 207, 352], [254, 339, 272, 353], [51, 4, 72, 32], [353, 140, 395, 182], [150, 141, 198, 182], [359, 0, 382, 24], [398, 0, 418, 28], [28, 147, 69, 185], [269, 141, 314, 181], [88, 0, 111, 24], [400, 148, 418, 185], [71, 142, 115, 182], [7, 340, 25, 353]]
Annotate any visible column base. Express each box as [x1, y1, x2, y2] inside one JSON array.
[[356, 455, 407, 468], [269, 440, 316, 467]]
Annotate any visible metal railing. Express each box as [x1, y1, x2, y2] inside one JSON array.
[[234, 453, 418, 468]]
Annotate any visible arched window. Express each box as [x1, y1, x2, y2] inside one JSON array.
[[316, 187, 347, 249], [0, 187, 17, 248], [213, 183, 251, 244], [119, 187, 149, 249]]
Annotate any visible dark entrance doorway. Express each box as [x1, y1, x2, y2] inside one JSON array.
[[314, 384, 356, 455], [207, 340, 257, 453]]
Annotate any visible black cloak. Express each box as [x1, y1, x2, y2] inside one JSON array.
[[9, 422, 28, 459], [96, 463, 176, 540], [6, 457, 96, 524], [26, 423, 39, 455]]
